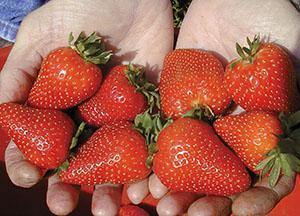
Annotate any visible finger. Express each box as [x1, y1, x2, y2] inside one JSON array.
[[187, 196, 232, 216], [148, 173, 169, 199], [255, 172, 296, 199], [0, 43, 42, 103], [127, 178, 149, 204], [232, 186, 279, 216], [92, 184, 122, 216], [46, 174, 80, 216], [0, 16, 44, 104], [5, 140, 42, 187], [156, 191, 199, 216]]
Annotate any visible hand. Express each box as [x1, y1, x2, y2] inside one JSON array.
[[0, 0, 173, 215], [150, 0, 300, 215]]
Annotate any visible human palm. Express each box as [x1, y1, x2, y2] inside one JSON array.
[[0, 0, 173, 215]]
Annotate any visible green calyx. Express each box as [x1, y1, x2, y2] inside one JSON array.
[[134, 111, 173, 168], [69, 32, 112, 65], [230, 35, 261, 69], [125, 64, 160, 114], [182, 105, 216, 123], [255, 111, 300, 187]]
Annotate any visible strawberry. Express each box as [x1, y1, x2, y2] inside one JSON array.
[[60, 122, 151, 185], [152, 117, 251, 196], [214, 110, 300, 186], [119, 205, 149, 216], [224, 36, 300, 112], [0, 103, 75, 169], [0, 46, 12, 71], [27, 32, 112, 110], [159, 49, 231, 119], [78, 64, 158, 127]]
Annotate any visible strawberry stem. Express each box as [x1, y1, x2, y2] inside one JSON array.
[[231, 35, 261, 68], [70, 122, 86, 151], [44, 122, 87, 178], [125, 64, 160, 113], [134, 110, 173, 168], [182, 105, 216, 122], [69, 32, 112, 65], [255, 110, 300, 187]]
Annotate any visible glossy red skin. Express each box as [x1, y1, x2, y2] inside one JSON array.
[[28, 47, 102, 110], [60, 122, 150, 185], [0, 46, 12, 70], [159, 49, 231, 119], [214, 111, 282, 174], [224, 43, 300, 112], [78, 65, 147, 127], [0, 103, 74, 169], [0, 46, 12, 161], [119, 205, 149, 216], [153, 118, 251, 196]]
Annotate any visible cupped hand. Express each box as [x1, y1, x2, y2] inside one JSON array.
[[151, 0, 300, 215], [0, 0, 173, 215]]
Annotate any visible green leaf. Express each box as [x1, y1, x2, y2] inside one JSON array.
[[255, 153, 277, 171], [229, 60, 240, 70], [280, 153, 293, 177], [236, 43, 246, 59], [182, 109, 196, 118], [246, 37, 252, 48], [290, 128, 300, 140], [69, 31, 112, 65], [68, 32, 74, 44], [277, 138, 296, 154], [288, 110, 300, 128], [286, 154, 300, 172], [268, 157, 281, 187], [278, 112, 290, 136], [70, 122, 86, 150], [243, 47, 251, 55], [125, 64, 160, 114], [261, 158, 276, 178]]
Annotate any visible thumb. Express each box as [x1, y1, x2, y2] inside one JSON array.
[[0, 41, 42, 104]]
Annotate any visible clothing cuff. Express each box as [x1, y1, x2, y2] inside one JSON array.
[[0, 20, 20, 42]]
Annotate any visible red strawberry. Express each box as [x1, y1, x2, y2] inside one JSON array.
[[0, 46, 12, 71], [214, 110, 300, 186], [28, 32, 112, 110], [159, 49, 231, 119], [224, 36, 300, 112], [60, 122, 151, 185], [119, 205, 149, 216], [0, 103, 74, 169], [78, 65, 156, 127], [152, 117, 250, 196]]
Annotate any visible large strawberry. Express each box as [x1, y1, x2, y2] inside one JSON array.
[[0, 103, 75, 169], [78, 64, 158, 127], [159, 49, 231, 119], [224, 36, 300, 112], [27, 32, 112, 110], [214, 110, 300, 187], [60, 122, 151, 185], [152, 117, 250, 196]]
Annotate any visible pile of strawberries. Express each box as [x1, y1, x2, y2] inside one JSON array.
[[0, 32, 300, 209]]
